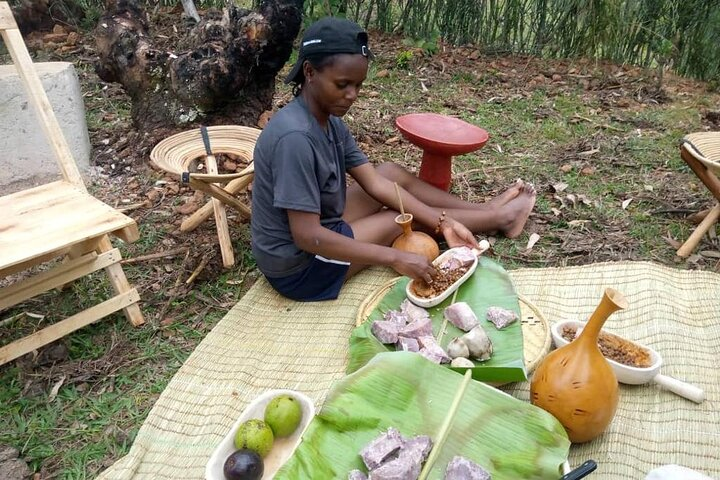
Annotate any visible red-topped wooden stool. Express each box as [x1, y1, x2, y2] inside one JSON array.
[[395, 113, 489, 191]]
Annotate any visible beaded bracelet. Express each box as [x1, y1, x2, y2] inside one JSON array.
[[434, 210, 447, 234]]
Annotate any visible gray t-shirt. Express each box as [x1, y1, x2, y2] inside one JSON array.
[[250, 96, 369, 277]]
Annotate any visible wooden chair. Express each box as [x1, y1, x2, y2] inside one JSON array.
[[150, 125, 260, 268], [0, 2, 144, 366], [676, 132, 720, 257]]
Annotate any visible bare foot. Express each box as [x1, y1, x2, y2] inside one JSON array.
[[487, 179, 524, 207], [502, 183, 536, 238]]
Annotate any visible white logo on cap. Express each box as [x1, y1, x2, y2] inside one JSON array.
[[303, 39, 322, 46]]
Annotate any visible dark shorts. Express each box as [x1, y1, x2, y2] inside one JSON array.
[[265, 221, 354, 301]]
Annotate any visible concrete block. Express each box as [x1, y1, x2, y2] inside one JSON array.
[[0, 61, 91, 193]]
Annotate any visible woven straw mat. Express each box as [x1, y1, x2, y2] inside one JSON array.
[[98, 262, 720, 480]]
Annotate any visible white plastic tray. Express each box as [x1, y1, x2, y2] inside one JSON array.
[[205, 389, 315, 480], [406, 247, 478, 308]]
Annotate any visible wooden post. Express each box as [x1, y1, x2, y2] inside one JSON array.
[[201, 127, 235, 268]]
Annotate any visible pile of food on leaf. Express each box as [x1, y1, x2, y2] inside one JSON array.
[[348, 427, 492, 479], [371, 297, 518, 368]]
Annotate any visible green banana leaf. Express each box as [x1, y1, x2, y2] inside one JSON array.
[[348, 257, 526, 383], [276, 352, 570, 480]]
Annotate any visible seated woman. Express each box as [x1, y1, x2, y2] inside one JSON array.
[[250, 17, 535, 301]]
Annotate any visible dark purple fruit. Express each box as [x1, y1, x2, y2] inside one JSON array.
[[223, 449, 264, 480]]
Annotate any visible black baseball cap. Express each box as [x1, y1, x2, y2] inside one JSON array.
[[284, 17, 374, 84]]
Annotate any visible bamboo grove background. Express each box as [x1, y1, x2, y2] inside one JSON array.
[[304, 0, 720, 83], [9, 0, 720, 83]]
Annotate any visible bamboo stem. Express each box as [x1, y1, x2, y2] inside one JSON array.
[[394, 182, 406, 219], [418, 369, 473, 480], [436, 289, 459, 343]]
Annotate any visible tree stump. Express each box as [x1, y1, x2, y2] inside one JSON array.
[[94, 0, 302, 135]]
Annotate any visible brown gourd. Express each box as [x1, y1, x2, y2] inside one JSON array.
[[530, 288, 628, 443], [392, 213, 439, 263]]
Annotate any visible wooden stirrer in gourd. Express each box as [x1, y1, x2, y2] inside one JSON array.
[[394, 182, 406, 221]]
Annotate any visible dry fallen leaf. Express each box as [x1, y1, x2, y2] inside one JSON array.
[[568, 219, 590, 227], [577, 194, 592, 206], [580, 165, 596, 176], [176, 201, 199, 215], [663, 235, 682, 249], [525, 232, 541, 252], [621, 198, 633, 209], [560, 163, 573, 173], [551, 207, 562, 216], [48, 375, 66, 403], [577, 148, 599, 157], [686, 254, 702, 264], [257, 110, 272, 129], [552, 182, 568, 193], [385, 136, 400, 145]]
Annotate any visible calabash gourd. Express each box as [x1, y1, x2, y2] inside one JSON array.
[[391, 213, 439, 263], [530, 288, 628, 443]]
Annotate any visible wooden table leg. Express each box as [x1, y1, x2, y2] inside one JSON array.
[[678, 144, 720, 257], [205, 153, 235, 268], [677, 203, 720, 258]]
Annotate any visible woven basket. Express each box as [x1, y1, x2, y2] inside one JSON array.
[[150, 125, 260, 182], [355, 277, 552, 375], [684, 132, 720, 175]]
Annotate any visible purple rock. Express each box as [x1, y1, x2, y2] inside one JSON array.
[[349, 470, 369, 480], [403, 435, 433, 463], [361, 428, 404, 470], [418, 336, 451, 364], [384, 310, 409, 325], [444, 456, 491, 480], [399, 317, 433, 339], [444, 302, 479, 332], [372, 320, 401, 344], [438, 246, 476, 271], [400, 299, 430, 321], [397, 336, 420, 353], [485, 306, 518, 329], [368, 447, 422, 480]]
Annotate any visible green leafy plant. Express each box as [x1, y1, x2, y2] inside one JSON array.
[[402, 34, 439, 56], [395, 49, 414, 69]]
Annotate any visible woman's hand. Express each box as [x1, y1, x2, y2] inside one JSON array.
[[391, 251, 437, 283], [441, 217, 479, 249]]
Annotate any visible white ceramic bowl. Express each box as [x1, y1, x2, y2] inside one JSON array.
[[551, 320, 705, 403], [550, 320, 662, 385], [406, 247, 479, 308], [205, 389, 315, 480]]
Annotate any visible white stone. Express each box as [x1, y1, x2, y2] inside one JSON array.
[[0, 61, 91, 193]]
